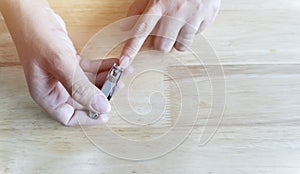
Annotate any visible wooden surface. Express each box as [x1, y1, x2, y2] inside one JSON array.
[[1, 0, 300, 173]]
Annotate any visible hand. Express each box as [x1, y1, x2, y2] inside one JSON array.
[[119, 0, 221, 67], [1, 0, 116, 126]]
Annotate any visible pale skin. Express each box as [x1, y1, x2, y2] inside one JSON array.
[[0, 0, 221, 126]]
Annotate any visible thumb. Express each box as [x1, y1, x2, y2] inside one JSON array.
[[71, 64, 111, 113], [52, 55, 111, 114]]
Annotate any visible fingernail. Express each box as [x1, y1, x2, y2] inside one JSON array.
[[120, 55, 130, 68], [91, 94, 111, 113]]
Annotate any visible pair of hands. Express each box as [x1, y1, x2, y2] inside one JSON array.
[[1, 0, 220, 126]]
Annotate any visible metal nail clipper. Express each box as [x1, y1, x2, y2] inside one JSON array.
[[89, 63, 124, 119]]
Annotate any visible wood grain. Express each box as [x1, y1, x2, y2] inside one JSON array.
[[1, 0, 300, 173]]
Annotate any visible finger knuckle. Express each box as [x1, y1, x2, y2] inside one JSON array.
[[133, 22, 149, 36], [51, 53, 65, 67], [70, 79, 88, 99], [147, 0, 163, 14], [48, 46, 77, 70]]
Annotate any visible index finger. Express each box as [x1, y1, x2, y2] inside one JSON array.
[[120, 5, 162, 68]]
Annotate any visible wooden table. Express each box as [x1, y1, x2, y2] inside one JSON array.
[[1, 0, 300, 173]]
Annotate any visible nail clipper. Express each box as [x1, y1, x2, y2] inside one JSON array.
[[89, 63, 123, 119]]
